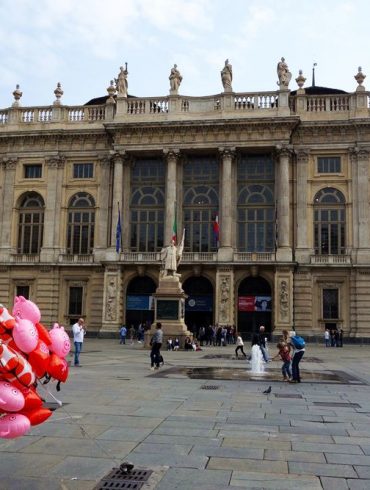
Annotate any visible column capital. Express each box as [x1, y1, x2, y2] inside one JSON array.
[[218, 147, 236, 159], [45, 154, 65, 169], [163, 149, 180, 162], [275, 144, 293, 158], [349, 146, 370, 162], [110, 150, 131, 165], [295, 148, 310, 164], [2, 157, 18, 170], [97, 153, 113, 168]]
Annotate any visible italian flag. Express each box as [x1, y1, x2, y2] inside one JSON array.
[[172, 212, 177, 244]]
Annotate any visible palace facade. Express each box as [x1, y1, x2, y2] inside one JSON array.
[[1, 64, 370, 339]]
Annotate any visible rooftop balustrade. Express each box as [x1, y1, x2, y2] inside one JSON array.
[[0, 89, 368, 129]]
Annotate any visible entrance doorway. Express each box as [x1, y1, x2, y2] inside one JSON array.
[[126, 276, 156, 330], [183, 276, 213, 336], [238, 276, 272, 339]]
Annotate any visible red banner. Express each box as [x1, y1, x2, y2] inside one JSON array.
[[238, 296, 255, 311]]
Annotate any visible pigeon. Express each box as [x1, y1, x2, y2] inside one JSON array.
[[263, 386, 272, 394], [119, 461, 134, 474]]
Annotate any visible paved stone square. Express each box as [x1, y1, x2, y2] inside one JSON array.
[[1, 341, 370, 489]]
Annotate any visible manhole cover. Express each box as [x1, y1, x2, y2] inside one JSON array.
[[200, 385, 220, 390], [274, 394, 303, 399], [93, 468, 152, 490], [313, 402, 361, 408]]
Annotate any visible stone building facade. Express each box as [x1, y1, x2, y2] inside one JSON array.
[[1, 64, 370, 338]]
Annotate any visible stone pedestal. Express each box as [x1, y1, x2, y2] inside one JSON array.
[[144, 275, 192, 348]]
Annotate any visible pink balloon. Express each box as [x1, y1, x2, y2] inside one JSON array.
[[0, 413, 31, 439], [49, 324, 70, 358], [12, 296, 41, 324], [0, 381, 25, 412], [12, 319, 39, 353]]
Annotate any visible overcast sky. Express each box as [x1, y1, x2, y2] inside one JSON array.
[[0, 0, 368, 108]]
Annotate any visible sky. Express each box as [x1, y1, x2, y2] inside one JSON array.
[[0, 0, 369, 108]]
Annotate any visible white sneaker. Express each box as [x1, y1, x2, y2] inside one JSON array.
[[150, 367, 155, 371]]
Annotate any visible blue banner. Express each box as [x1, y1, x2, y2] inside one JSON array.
[[127, 295, 153, 310], [185, 295, 213, 312]]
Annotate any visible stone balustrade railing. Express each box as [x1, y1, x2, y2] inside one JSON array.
[[0, 90, 368, 128]]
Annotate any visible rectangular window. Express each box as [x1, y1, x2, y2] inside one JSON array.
[[69, 286, 83, 316], [317, 157, 341, 173], [323, 288, 339, 319], [73, 163, 93, 179], [24, 164, 42, 178], [16, 285, 30, 299]]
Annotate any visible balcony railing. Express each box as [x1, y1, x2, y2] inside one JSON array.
[[182, 252, 217, 262], [11, 253, 40, 263], [234, 252, 276, 262], [119, 252, 161, 262], [58, 254, 95, 263], [310, 254, 351, 265]]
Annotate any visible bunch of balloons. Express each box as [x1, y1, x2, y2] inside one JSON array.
[[0, 296, 71, 438]]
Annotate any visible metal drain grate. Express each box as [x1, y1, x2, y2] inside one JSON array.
[[93, 468, 152, 490], [200, 385, 220, 390]]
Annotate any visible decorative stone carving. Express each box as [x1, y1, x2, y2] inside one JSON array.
[[295, 149, 310, 163], [354, 66, 366, 91], [45, 155, 65, 168], [219, 276, 230, 323], [277, 57, 292, 89], [221, 59, 233, 92], [105, 276, 117, 321], [295, 70, 306, 90], [106, 80, 116, 103], [279, 280, 289, 321], [53, 83, 63, 105], [12, 84, 22, 107], [115, 63, 128, 97], [169, 64, 182, 94], [2, 158, 17, 170]]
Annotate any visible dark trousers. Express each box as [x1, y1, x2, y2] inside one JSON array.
[[150, 343, 162, 367], [74, 341, 82, 365], [292, 350, 304, 381], [235, 346, 247, 357]]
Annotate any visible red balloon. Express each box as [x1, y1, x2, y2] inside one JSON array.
[[35, 322, 52, 346], [47, 353, 69, 382], [28, 340, 50, 378], [22, 388, 43, 411], [20, 407, 52, 426]]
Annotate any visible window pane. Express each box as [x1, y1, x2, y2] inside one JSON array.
[[323, 289, 339, 318], [69, 287, 83, 315]]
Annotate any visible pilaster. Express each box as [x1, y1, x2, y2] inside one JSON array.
[[295, 149, 312, 263], [274, 268, 293, 330], [94, 155, 112, 260], [164, 150, 179, 244], [0, 158, 17, 261], [218, 147, 235, 261], [215, 268, 234, 326], [275, 145, 292, 261], [101, 267, 122, 333]]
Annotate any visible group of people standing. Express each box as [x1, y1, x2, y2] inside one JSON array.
[[324, 328, 343, 347]]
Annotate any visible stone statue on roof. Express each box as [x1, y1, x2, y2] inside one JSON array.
[[221, 59, 233, 92], [115, 63, 128, 97], [169, 64, 182, 94], [277, 57, 292, 89]]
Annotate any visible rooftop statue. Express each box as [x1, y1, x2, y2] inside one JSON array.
[[169, 64, 182, 93], [115, 63, 128, 97], [221, 59, 233, 92], [277, 57, 292, 89]]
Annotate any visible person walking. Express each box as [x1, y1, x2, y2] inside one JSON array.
[[150, 322, 163, 370], [324, 329, 330, 347], [235, 334, 247, 358], [72, 318, 86, 367], [119, 324, 127, 344], [289, 333, 305, 383], [272, 342, 292, 381]]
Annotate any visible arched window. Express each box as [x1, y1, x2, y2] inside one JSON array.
[[183, 156, 219, 252], [130, 159, 165, 252], [67, 193, 95, 254], [314, 188, 346, 255], [17, 193, 44, 254], [237, 155, 275, 252]]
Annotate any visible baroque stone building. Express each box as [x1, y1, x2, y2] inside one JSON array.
[[1, 63, 370, 338]]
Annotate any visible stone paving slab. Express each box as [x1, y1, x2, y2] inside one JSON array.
[[231, 470, 322, 489], [293, 441, 364, 454], [288, 461, 358, 478], [207, 457, 288, 473], [264, 448, 326, 463]]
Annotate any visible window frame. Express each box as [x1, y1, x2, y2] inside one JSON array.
[[73, 163, 94, 179], [24, 164, 42, 179], [317, 156, 341, 174]]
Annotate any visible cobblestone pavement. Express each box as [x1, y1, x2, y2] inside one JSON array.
[[1, 340, 370, 489]]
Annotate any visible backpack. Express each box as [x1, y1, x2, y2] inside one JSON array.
[[291, 335, 305, 350]]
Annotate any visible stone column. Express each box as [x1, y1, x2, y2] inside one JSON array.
[[276, 145, 292, 261], [110, 152, 124, 253], [0, 158, 17, 261], [219, 148, 235, 261], [122, 155, 131, 250], [164, 150, 178, 244], [94, 155, 112, 260], [295, 149, 311, 263], [351, 147, 370, 262], [41, 155, 65, 261]]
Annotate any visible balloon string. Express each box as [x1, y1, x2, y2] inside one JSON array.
[[36, 379, 122, 466]]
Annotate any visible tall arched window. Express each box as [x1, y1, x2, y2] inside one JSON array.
[[314, 187, 346, 255], [17, 193, 44, 254], [183, 156, 219, 252], [237, 155, 275, 252], [67, 193, 95, 254], [130, 159, 165, 252]]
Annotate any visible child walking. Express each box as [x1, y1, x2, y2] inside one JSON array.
[[273, 342, 292, 381]]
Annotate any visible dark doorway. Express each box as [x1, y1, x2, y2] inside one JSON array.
[[126, 276, 156, 329], [238, 276, 272, 339], [183, 276, 213, 335]]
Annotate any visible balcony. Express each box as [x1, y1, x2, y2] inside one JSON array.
[[10, 253, 40, 263], [58, 254, 95, 264], [310, 254, 352, 265], [234, 252, 276, 262], [118, 252, 161, 263]]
